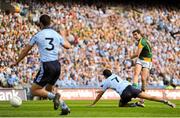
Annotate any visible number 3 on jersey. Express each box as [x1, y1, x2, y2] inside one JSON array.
[[45, 38, 54, 51]]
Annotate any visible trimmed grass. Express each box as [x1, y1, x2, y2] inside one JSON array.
[[0, 100, 179, 117]]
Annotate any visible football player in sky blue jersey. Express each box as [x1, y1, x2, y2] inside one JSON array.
[[90, 69, 175, 108], [11, 14, 71, 115]]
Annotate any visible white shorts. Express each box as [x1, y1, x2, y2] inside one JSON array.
[[136, 58, 152, 69]]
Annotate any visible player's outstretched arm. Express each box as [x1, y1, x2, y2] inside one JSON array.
[[62, 39, 71, 49], [90, 90, 105, 106], [60, 28, 71, 49], [11, 44, 33, 67]]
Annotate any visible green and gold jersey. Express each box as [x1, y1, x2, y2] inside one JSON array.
[[138, 37, 152, 62]]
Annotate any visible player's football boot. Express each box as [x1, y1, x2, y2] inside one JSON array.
[[60, 108, 71, 115], [129, 103, 138, 107], [135, 101, 145, 107], [53, 93, 60, 110], [164, 100, 176, 108]]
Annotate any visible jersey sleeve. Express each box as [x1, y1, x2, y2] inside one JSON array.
[[100, 80, 109, 92], [58, 34, 65, 46], [138, 38, 146, 49], [29, 36, 38, 46]]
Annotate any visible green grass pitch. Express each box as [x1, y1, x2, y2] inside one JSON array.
[[0, 100, 179, 117]]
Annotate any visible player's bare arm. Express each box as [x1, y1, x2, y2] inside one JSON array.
[[11, 44, 33, 66], [95, 90, 104, 94], [60, 28, 71, 49], [90, 90, 105, 106], [63, 39, 71, 49], [130, 47, 143, 59]]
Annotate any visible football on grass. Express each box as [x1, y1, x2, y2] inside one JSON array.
[[9, 96, 22, 107]]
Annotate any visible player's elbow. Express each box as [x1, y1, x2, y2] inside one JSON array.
[[63, 41, 72, 49], [63, 44, 71, 49]]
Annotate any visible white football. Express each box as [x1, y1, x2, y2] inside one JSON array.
[[9, 96, 22, 107]]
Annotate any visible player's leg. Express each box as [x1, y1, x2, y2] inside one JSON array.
[[45, 84, 61, 110], [119, 85, 136, 107], [31, 83, 48, 97], [31, 83, 59, 100], [47, 61, 70, 115], [132, 64, 142, 88], [32, 62, 60, 110], [46, 84, 70, 115], [45, 84, 53, 91], [136, 67, 149, 107], [45, 61, 63, 111], [31, 64, 57, 100], [138, 92, 176, 108], [131, 63, 142, 107], [141, 68, 149, 91]]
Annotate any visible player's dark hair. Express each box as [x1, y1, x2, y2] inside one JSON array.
[[103, 69, 112, 78], [39, 14, 51, 27], [132, 29, 145, 38], [132, 29, 141, 34]]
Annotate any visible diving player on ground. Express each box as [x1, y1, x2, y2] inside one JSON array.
[[90, 69, 175, 108]]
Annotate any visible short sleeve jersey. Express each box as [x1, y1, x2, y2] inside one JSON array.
[[138, 37, 152, 62], [100, 74, 131, 95], [29, 28, 64, 62]]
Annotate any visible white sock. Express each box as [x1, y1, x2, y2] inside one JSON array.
[[140, 99, 144, 103], [47, 92, 55, 100], [60, 100, 68, 109]]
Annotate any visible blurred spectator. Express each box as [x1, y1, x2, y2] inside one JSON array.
[[7, 71, 19, 88]]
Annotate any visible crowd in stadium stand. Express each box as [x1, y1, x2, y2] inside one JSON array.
[[0, 1, 179, 89]]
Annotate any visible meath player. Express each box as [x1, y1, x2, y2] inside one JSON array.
[[130, 29, 152, 107]]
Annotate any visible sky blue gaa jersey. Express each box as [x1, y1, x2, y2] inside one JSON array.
[[29, 28, 64, 62], [100, 74, 131, 95]]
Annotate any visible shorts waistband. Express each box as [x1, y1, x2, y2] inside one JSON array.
[[41, 60, 59, 64]]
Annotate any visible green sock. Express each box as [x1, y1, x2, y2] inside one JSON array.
[[132, 83, 139, 89]]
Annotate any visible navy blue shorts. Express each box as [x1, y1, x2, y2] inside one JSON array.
[[33, 60, 60, 87], [120, 85, 141, 105]]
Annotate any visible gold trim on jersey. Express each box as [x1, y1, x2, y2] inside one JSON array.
[[138, 39, 143, 49], [143, 57, 152, 62]]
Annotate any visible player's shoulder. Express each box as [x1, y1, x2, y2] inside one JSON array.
[[142, 37, 148, 42], [107, 74, 117, 80], [140, 37, 147, 45], [101, 77, 109, 84]]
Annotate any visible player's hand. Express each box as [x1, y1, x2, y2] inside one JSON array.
[[88, 104, 95, 107]]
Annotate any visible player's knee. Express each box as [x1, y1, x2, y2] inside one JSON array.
[[134, 71, 139, 76], [31, 84, 43, 96], [141, 73, 149, 80], [45, 85, 53, 92], [31, 87, 37, 96]]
